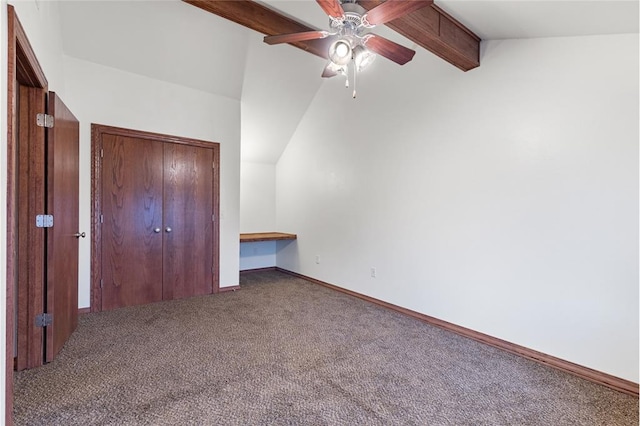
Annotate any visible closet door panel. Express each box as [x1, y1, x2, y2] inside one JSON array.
[[101, 134, 164, 310], [162, 143, 214, 300]]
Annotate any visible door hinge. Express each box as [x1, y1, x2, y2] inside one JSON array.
[[212, 214, 215, 222], [36, 214, 54, 228], [100, 279, 103, 288], [100, 148, 104, 158], [36, 113, 54, 128], [35, 313, 53, 327], [100, 214, 104, 224]]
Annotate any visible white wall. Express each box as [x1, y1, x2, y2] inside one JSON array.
[[276, 34, 639, 383], [240, 241, 277, 271], [239, 161, 277, 270], [63, 56, 241, 307], [240, 162, 276, 232], [239, 35, 323, 163]]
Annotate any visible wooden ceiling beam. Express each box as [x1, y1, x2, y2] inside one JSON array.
[[183, 0, 480, 71], [359, 1, 480, 71], [183, 0, 330, 59]]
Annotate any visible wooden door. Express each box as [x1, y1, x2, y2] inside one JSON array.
[[16, 85, 47, 370], [45, 92, 80, 362], [94, 125, 220, 312], [16, 89, 80, 368], [163, 143, 214, 299], [101, 134, 164, 311]]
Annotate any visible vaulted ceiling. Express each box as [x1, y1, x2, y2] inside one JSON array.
[[57, 1, 638, 163]]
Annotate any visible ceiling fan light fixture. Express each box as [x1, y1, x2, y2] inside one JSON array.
[[329, 39, 352, 66], [353, 45, 376, 72]]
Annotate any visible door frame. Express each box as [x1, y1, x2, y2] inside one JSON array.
[[90, 124, 220, 312], [6, 5, 49, 425]]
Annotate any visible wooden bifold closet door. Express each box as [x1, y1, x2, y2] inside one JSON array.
[[96, 126, 218, 311]]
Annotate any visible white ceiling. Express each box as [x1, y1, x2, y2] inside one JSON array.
[[59, 0, 250, 100], [57, 0, 639, 163], [437, 0, 639, 40]]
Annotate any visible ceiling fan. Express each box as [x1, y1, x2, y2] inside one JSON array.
[[183, 0, 480, 83], [263, 0, 431, 98]]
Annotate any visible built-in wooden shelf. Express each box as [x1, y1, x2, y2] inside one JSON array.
[[240, 232, 297, 243]]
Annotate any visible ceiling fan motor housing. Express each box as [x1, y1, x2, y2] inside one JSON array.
[[330, 2, 370, 31], [330, 1, 371, 54]]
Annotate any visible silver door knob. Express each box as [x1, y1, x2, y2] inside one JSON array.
[[165, 227, 172, 233], [154, 228, 161, 233], [74, 232, 86, 238]]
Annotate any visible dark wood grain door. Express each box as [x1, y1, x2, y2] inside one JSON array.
[[95, 125, 219, 312], [101, 134, 164, 310], [162, 143, 214, 300], [45, 93, 80, 362], [16, 85, 47, 370]]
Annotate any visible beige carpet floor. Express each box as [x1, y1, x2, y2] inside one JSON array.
[[13, 270, 639, 425]]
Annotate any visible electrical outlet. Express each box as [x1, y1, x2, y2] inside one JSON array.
[[315, 255, 320, 264], [370, 267, 376, 278]]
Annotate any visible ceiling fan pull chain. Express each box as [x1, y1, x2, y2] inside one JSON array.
[[352, 65, 357, 99], [344, 65, 350, 88]]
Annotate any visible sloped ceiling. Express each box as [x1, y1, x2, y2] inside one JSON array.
[[59, 0, 250, 100], [57, 0, 638, 164], [58, 0, 327, 163], [241, 34, 324, 163], [438, 1, 639, 40]]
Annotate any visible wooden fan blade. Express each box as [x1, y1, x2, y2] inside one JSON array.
[[363, 0, 431, 26], [321, 63, 339, 78], [364, 34, 416, 65], [265, 31, 329, 45], [316, 0, 345, 19]]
